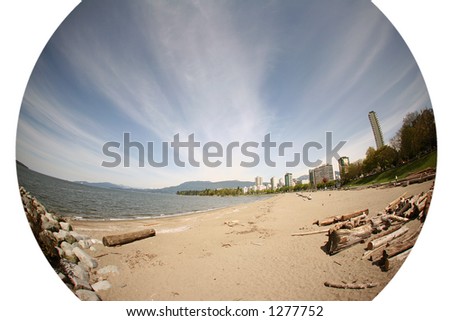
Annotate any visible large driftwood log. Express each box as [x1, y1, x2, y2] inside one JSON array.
[[341, 209, 369, 221], [382, 230, 419, 259], [327, 224, 372, 255], [313, 209, 369, 226], [419, 193, 432, 222], [367, 226, 409, 250], [324, 281, 378, 289], [362, 246, 386, 262], [102, 229, 156, 247], [408, 173, 436, 185], [381, 249, 412, 271], [330, 213, 367, 232]]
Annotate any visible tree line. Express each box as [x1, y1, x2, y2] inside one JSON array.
[[341, 108, 436, 184], [176, 180, 338, 196]]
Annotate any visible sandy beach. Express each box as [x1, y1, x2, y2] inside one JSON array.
[[69, 181, 433, 301]]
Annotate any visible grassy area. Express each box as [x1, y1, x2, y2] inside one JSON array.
[[346, 150, 437, 187]]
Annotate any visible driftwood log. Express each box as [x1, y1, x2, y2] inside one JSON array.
[[385, 192, 407, 213], [330, 213, 367, 232], [327, 224, 372, 255], [419, 193, 432, 222], [291, 229, 329, 236], [362, 246, 386, 262], [102, 229, 156, 247], [313, 209, 369, 226], [382, 232, 418, 259], [366, 226, 409, 250], [324, 281, 378, 289], [381, 249, 412, 271], [369, 224, 402, 239], [369, 215, 392, 233]]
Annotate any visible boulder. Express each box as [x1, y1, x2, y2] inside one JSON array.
[[38, 230, 59, 265], [64, 233, 78, 244], [59, 221, 72, 231], [75, 289, 101, 301], [40, 214, 59, 232], [53, 230, 69, 243], [92, 280, 111, 292], [60, 242, 78, 263], [78, 239, 93, 249], [69, 231, 88, 242], [97, 265, 119, 276], [70, 276, 92, 291], [73, 247, 97, 269]]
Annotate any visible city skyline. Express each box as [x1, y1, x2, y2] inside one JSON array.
[[16, 0, 432, 188]]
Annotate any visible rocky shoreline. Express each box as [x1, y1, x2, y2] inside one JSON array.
[[19, 186, 117, 301]]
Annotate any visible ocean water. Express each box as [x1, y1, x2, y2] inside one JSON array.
[[16, 165, 267, 220]]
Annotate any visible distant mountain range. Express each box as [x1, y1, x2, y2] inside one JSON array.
[[297, 174, 309, 182], [73, 181, 132, 190], [73, 180, 255, 194]]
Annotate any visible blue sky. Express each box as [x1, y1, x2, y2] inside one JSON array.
[[16, 0, 431, 188]]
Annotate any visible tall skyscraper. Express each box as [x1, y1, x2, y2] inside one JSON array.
[[270, 177, 276, 190], [368, 111, 384, 150], [255, 176, 263, 187]]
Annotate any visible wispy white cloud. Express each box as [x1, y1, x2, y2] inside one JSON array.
[[16, 0, 432, 186]]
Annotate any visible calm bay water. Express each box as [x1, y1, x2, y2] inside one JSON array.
[[16, 165, 267, 220]]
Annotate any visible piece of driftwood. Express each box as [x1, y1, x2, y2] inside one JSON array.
[[369, 215, 392, 232], [369, 224, 402, 239], [366, 226, 409, 250], [362, 246, 386, 262], [388, 215, 410, 223], [291, 229, 329, 236], [296, 193, 312, 200], [385, 192, 407, 213], [324, 281, 378, 289], [395, 201, 412, 217], [313, 209, 368, 226], [341, 209, 369, 221], [381, 249, 412, 271], [419, 193, 432, 222], [382, 231, 419, 259], [327, 224, 372, 255], [408, 173, 436, 185], [102, 229, 156, 247], [329, 213, 367, 232]]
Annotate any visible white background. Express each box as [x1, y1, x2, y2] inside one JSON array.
[[0, 1, 448, 320]]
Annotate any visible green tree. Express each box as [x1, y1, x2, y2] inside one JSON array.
[[363, 147, 378, 174], [393, 108, 437, 161], [375, 145, 398, 170]]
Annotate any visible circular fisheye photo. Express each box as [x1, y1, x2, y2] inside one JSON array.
[[16, 0, 436, 301]]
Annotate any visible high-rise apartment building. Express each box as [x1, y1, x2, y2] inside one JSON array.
[[368, 111, 384, 150], [284, 173, 293, 187], [338, 156, 350, 176], [309, 164, 334, 187]]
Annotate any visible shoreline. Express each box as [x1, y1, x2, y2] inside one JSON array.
[[66, 195, 274, 223], [68, 181, 434, 300]]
